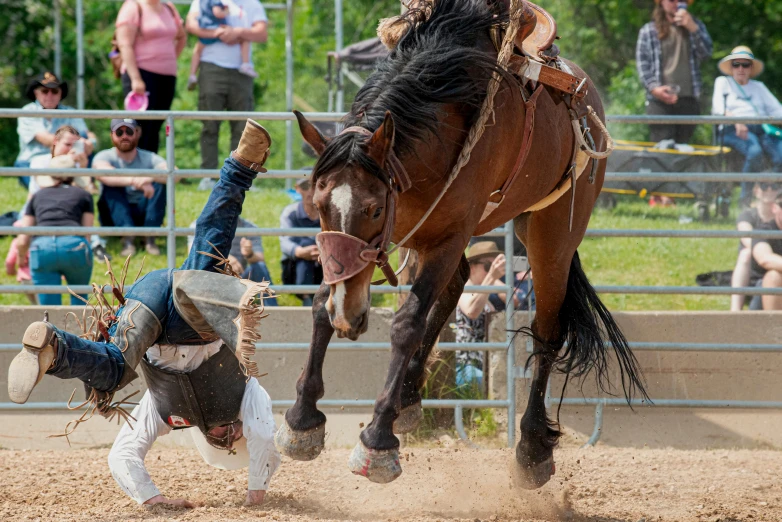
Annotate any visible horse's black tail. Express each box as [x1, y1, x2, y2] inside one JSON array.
[[555, 251, 649, 404]]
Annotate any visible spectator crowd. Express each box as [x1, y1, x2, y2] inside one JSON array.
[[3, 0, 782, 318]]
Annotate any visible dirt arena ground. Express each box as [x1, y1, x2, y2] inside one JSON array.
[[2, 435, 781, 522]]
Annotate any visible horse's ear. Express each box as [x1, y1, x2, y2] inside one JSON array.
[[366, 111, 395, 167], [294, 110, 328, 156]]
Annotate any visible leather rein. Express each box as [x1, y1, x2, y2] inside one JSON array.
[[315, 126, 412, 287]]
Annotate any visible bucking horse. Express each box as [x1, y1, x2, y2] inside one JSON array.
[[274, 0, 648, 489]]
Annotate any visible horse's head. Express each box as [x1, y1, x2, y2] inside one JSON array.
[[295, 111, 398, 340]]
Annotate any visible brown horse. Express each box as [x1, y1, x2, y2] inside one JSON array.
[[274, 0, 646, 488]]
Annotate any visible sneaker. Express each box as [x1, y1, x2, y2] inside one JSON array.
[[239, 63, 258, 78], [121, 238, 136, 258], [8, 322, 58, 404], [145, 238, 161, 256], [93, 244, 111, 262], [187, 74, 198, 91]]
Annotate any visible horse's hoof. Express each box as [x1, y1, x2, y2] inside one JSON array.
[[393, 403, 423, 434], [513, 454, 555, 490], [347, 441, 402, 484], [274, 420, 326, 461]]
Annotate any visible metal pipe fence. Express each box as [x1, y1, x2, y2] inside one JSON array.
[[2, 110, 782, 447]]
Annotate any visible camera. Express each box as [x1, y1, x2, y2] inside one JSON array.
[[677, 1, 688, 10]]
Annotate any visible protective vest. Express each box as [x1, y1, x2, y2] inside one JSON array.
[[140, 345, 246, 432]]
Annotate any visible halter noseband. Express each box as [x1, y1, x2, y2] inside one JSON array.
[[316, 126, 411, 287]]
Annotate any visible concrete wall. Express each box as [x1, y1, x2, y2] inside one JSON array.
[[488, 311, 782, 449]]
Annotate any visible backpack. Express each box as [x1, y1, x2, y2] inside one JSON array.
[[109, 1, 177, 79]]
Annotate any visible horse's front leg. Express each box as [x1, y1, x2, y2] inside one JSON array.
[[275, 284, 334, 461], [348, 246, 465, 483], [395, 254, 470, 434]]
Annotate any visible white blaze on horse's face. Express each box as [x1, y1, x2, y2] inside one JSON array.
[[330, 183, 353, 231]]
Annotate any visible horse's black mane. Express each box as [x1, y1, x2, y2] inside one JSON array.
[[312, 0, 507, 182]]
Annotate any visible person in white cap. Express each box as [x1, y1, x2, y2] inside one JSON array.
[[713, 45, 782, 207]]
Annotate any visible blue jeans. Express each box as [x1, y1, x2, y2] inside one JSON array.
[[281, 258, 323, 306], [30, 236, 93, 305], [243, 262, 277, 306], [456, 363, 484, 389], [46, 157, 259, 388], [723, 127, 782, 202], [13, 159, 30, 189], [99, 182, 167, 228]]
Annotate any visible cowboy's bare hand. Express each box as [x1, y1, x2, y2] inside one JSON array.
[[735, 123, 749, 140], [144, 495, 196, 508], [227, 254, 243, 275], [244, 489, 266, 506]]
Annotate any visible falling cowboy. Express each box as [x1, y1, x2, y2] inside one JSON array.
[[7, 120, 281, 508]]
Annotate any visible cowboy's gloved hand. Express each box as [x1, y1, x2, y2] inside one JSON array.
[[244, 489, 266, 506]]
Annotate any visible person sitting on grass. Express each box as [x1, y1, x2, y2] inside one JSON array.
[[279, 178, 322, 306], [730, 182, 779, 311], [187, 0, 258, 90], [14, 158, 94, 306], [751, 192, 782, 310], [92, 119, 167, 257], [27, 124, 110, 262]]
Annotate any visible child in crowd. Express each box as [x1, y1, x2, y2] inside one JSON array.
[[188, 0, 257, 90]]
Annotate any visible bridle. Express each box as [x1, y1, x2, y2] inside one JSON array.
[[316, 126, 412, 287]]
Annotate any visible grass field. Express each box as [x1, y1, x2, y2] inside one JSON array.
[[0, 176, 740, 310]]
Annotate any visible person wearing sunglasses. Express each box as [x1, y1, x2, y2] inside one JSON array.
[[713, 46, 782, 208], [15, 72, 98, 190], [454, 241, 507, 390], [92, 119, 168, 257], [731, 182, 780, 311], [636, 0, 713, 144]]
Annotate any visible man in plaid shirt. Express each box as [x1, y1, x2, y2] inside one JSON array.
[[636, 0, 712, 144]]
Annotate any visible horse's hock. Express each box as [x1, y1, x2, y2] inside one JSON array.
[[489, 310, 782, 448]]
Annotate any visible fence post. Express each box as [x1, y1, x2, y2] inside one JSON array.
[[166, 115, 176, 269], [505, 220, 516, 447], [284, 0, 294, 190]]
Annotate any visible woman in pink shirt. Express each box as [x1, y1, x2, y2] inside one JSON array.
[[116, 0, 186, 153]]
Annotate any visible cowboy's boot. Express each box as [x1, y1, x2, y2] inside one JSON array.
[[7, 322, 58, 403], [109, 299, 163, 391], [231, 119, 272, 173], [173, 272, 271, 378]]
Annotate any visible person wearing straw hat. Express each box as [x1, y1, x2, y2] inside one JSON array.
[[713, 46, 782, 207], [454, 241, 507, 389], [636, 0, 712, 144], [14, 71, 98, 189], [7, 120, 280, 507]]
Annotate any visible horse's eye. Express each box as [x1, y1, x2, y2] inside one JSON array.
[[373, 207, 383, 219]]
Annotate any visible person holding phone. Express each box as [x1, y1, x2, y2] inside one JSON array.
[[636, 0, 712, 143]]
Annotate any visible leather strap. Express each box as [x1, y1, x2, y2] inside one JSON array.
[[480, 84, 543, 223], [508, 54, 587, 101], [231, 150, 268, 173]]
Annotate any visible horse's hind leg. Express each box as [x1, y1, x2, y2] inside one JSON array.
[[396, 254, 470, 434], [275, 284, 334, 461]]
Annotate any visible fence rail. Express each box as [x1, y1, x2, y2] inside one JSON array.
[[2, 109, 781, 447]]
